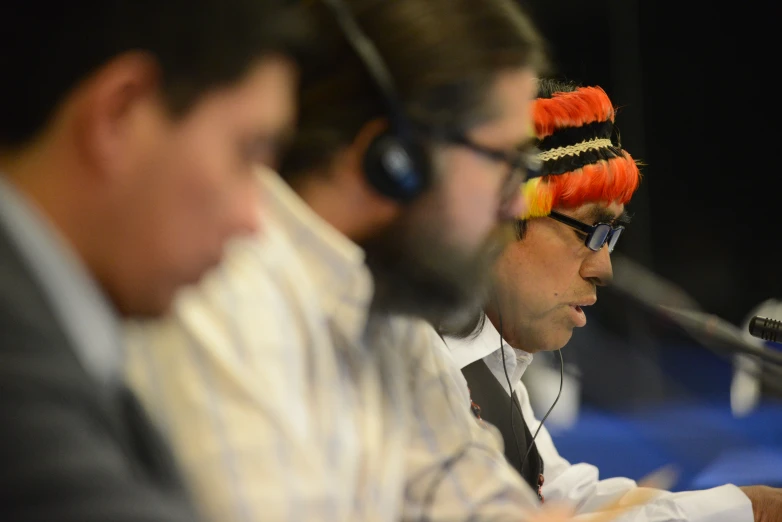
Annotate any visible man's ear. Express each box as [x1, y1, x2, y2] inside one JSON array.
[[72, 51, 161, 180], [351, 117, 388, 172], [331, 117, 389, 192], [325, 117, 402, 236]]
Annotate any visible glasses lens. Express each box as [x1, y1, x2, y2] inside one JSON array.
[[587, 224, 611, 251], [607, 227, 623, 253]]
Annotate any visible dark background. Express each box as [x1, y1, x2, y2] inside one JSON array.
[[524, 0, 779, 325], [518, 0, 780, 408]]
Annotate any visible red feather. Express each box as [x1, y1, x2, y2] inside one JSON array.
[[533, 87, 615, 140]]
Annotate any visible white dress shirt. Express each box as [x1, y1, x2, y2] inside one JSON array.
[[125, 171, 540, 522], [446, 316, 755, 522]]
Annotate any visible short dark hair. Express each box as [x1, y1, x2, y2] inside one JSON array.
[[536, 78, 580, 99], [437, 306, 489, 340], [279, 0, 549, 179], [0, 1, 312, 149]]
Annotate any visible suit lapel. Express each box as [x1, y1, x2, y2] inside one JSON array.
[[0, 225, 185, 491]]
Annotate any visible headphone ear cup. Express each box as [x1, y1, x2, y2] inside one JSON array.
[[363, 130, 430, 202]]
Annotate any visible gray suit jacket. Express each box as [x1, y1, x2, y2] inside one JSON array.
[[0, 225, 199, 521]]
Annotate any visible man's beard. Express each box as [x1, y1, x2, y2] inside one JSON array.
[[362, 204, 516, 325]]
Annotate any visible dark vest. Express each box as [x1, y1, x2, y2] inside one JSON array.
[[462, 358, 545, 501]]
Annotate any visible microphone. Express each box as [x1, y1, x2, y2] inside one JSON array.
[[749, 316, 782, 344], [610, 254, 702, 311], [659, 306, 782, 366]]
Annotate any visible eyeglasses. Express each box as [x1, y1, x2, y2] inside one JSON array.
[[443, 133, 542, 210], [445, 134, 542, 179], [548, 210, 625, 253]]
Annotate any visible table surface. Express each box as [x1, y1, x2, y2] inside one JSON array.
[[549, 401, 782, 491]]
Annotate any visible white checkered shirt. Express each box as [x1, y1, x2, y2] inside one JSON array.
[[125, 171, 540, 522]]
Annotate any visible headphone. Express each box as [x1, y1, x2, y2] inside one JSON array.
[[319, 0, 430, 203]]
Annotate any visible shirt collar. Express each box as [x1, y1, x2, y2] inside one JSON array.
[[0, 175, 123, 387], [445, 313, 534, 385]]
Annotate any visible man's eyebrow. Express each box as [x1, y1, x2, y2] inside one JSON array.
[[615, 211, 632, 225], [581, 206, 632, 225]]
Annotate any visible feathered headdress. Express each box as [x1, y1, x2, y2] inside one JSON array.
[[521, 85, 641, 219]]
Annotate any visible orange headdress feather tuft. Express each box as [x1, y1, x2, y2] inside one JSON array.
[[532, 87, 615, 140], [520, 85, 642, 219]]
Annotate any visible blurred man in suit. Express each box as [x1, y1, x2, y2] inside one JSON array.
[[442, 80, 782, 521], [0, 2, 307, 520]]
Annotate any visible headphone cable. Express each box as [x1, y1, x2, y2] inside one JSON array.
[[496, 296, 564, 477]]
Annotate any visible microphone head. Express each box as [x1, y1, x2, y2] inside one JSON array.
[[749, 315, 782, 343], [749, 316, 762, 337]]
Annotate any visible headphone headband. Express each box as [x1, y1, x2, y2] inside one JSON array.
[[319, 0, 413, 140], [318, 0, 428, 202]]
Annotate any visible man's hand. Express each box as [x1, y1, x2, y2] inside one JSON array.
[[740, 486, 782, 522]]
